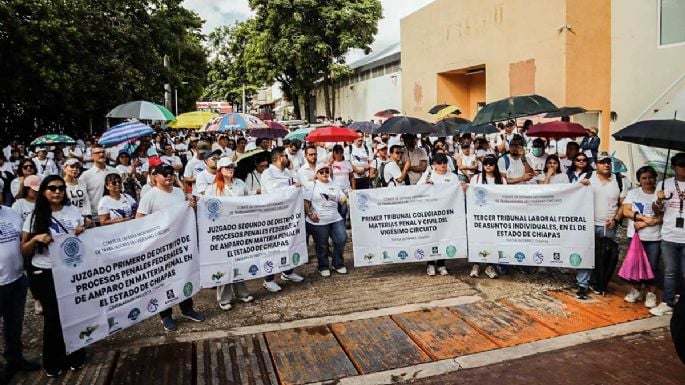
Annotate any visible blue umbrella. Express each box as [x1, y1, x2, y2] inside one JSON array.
[[98, 121, 155, 147]]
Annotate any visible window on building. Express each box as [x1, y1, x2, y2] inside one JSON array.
[[661, 0, 685, 45]]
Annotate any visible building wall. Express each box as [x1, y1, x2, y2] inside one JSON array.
[[314, 71, 402, 122]]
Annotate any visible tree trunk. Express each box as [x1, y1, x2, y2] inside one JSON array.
[[323, 72, 332, 120], [292, 96, 302, 120], [304, 94, 312, 123]]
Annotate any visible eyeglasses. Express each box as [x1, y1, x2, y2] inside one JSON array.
[[46, 185, 66, 192], [22, 165, 34, 169], [317, 169, 330, 174]]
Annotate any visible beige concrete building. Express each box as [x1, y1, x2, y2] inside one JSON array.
[[401, 0, 685, 161]]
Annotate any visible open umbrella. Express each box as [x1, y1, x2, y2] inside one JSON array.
[[348, 121, 380, 134], [472, 94, 558, 125], [434, 105, 462, 120], [218, 113, 268, 132], [374, 109, 401, 118], [236, 148, 270, 181], [376, 116, 437, 135], [98, 121, 155, 147], [432, 117, 471, 137], [429, 104, 458, 114], [106, 101, 175, 121], [266, 121, 287, 130], [31, 134, 76, 146], [461, 122, 498, 136], [527, 121, 588, 140], [544, 106, 587, 119], [249, 127, 288, 138], [284, 127, 313, 141], [613, 117, 685, 187], [306, 126, 358, 143], [168, 111, 218, 129]]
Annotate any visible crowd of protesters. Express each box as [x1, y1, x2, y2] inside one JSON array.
[[0, 117, 683, 380]]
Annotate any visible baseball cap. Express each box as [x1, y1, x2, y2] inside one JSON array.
[[64, 158, 81, 167], [204, 150, 222, 160], [217, 157, 237, 168], [597, 151, 612, 162], [376, 142, 388, 150], [315, 163, 331, 173], [24, 175, 41, 192], [152, 164, 174, 175], [35, 147, 47, 153]]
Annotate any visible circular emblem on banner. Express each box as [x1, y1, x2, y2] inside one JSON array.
[[357, 192, 369, 211], [205, 198, 222, 221], [414, 249, 425, 260], [183, 282, 193, 297], [147, 298, 159, 313], [363, 253, 375, 263], [248, 265, 259, 276], [128, 308, 141, 321], [292, 253, 301, 265], [533, 251, 544, 264], [569, 253, 582, 267], [473, 187, 488, 207], [446, 245, 457, 258], [514, 252, 526, 262], [263, 260, 274, 273], [61, 237, 84, 268], [398, 250, 408, 260]]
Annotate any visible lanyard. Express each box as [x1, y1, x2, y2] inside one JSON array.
[[675, 180, 685, 216]]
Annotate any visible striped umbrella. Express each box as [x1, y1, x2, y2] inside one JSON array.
[[98, 121, 155, 147], [218, 113, 268, 132]]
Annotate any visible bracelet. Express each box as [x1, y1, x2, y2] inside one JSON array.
[[633, 212, 639, 222]]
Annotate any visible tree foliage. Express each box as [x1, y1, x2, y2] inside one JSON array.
[[0, 0, 208, 139]]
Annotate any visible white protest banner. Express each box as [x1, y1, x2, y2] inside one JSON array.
[[49, 205, 199, 353], [466, 184, 594, 268], [197, 186, 307, 287], [350, 183, 467, 266]]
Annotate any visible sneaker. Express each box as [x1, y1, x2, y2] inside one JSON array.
[[576, 286, 589, 300], [45, 368, 63, 378], [281, 272, 304, 282], [219, 302, 233, 311], [650, 302, 673, 316], [334, 266, 348, 274], [624, 288, 642, 303], [484, 265, 498, 279], [263, 280, 282, 292], [437, 266, 448, 276], [70, 360, 86, 371], [181, 309, 205, 322], [319, 269, 331, 277], [645, 292, 657, 309], [237, 295, 254, 303], [161, 316, 177, 332], [590, 285, 605, 296], [427, 265, 436, 276], [469, 264, 479, 278]]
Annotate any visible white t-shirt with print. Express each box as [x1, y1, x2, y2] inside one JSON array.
[[534, 172, 570, 185], [195, 170, 217, 195], [657, 178, 685, 243], [382, 161, 403, 186], [66, 180, 91, 217], [304, 181, 344, 225], [624, 188, 661, 241], [23, 205, 84, 269], [11, 199, 35, 222], [0, 207, 23, 285], [183, 157, 206, 195], [331, 160, 353, 192], [137, 187, 186, 216], [347, 145, 371, 179], [98, 194, 137, 219], [205, 179, 248, 197]]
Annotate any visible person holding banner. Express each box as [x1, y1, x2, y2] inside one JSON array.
[[304, 163, 348, 277], [205, 158, 254, 309], [382, 145, 409, 187], [136, 164, 205, 331], [20, 175, 86, 378], [418, 153, 461, 276], [259, 148, 304, 292], [566, 153, 593, 183], [0, 205, 41, 383], [97, 173, 137, 225]]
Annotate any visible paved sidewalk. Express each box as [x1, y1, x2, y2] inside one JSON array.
[[9, 284, 666, 385]]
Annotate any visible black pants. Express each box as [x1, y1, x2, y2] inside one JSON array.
[[29, 268, 86, 373], [354, 177, 371, 190], [159, 298, 194, 319], [0, 275, 28, 364], [427, 260, 445, 267]]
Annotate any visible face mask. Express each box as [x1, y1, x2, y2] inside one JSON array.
[[531, 147, 543, 157]]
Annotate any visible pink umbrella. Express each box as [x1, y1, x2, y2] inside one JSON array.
[[266, 120, 287, 130], [527, 121, 588, 140]]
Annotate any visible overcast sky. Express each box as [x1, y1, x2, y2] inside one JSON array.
[[183, 0, 435, 61]]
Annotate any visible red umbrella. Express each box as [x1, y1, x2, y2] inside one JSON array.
[[306, 126, 359, 142], [527, 121, 588, 140], [265, 120, 287, 130]]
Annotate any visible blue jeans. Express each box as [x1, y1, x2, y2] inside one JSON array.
[[0, 275, 28, 363], [338, 203, 349, 226], [577, 225, 616, 288], [629, 239, 661, 286], [661, 240, 685, 306], [306, 220, 347, 270]]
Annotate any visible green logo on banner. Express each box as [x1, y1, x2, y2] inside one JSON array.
[[446, 245, 457, 258], [569, 253, 582, 267], [292, 253, 301, 265], [183, 282, 193, 297]]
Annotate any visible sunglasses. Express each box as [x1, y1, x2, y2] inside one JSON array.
[[46, 185, 66, 192], [575, 158, 588, 162], [483, 163, 496, 167], [317, 169, 330, 174], [22, 165, 35, 169], [156, 170, 175, 177], [435, 160, 448, 165], [394, 151, 405, 155]]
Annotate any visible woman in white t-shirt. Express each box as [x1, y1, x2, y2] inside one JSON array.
[[20, 175, 86, 376], [11, 174, 40, 221], [205, 158, 253, 310], [535, 155, 569, 185], [621, 166, 662, 308], [97, 173, 137, 226], [304, 163, 348, 277]]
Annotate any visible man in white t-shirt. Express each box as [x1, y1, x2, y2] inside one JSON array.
[[526, 138, 548, 181], [560, 142, 580, 171], [286, 140, 305, 171], [80, 144, 117, 219], [195, 150, 220, 195], [297, 144, 318, 187], [136, 164, 204, 332], [160, 144, 183, 173], [212, 135, 234, 159], [62, 144, 83, 162], [383, 145, 408, 186], [497, 135, 534, 185], [576, 152, 627, 299], [260, 147, 304, 292], [346, 132, 372, 189], [183, 141, 210, 195], [400, 134, 428, 185], [0, 206, 41, 378], [653, 153, 685, 316]]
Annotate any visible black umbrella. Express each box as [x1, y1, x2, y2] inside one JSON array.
[[235, 148, 270, 181], [374, 109, 401, 118], [428, 104, 462, 115], [472, 94, 558, 125], [461, 122, 498, 136], [348, 121, 380, 134], [544, 106, 587, 118], [432, 117, 471, 137], [376, 116, 437, 135], [612, 117, 685, 187]]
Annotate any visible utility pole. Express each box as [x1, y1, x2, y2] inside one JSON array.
[[242, 83, 246, 113], [164, 55, 172, 111]]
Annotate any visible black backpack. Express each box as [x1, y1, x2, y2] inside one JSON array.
[[374, 161, 391, 188]]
